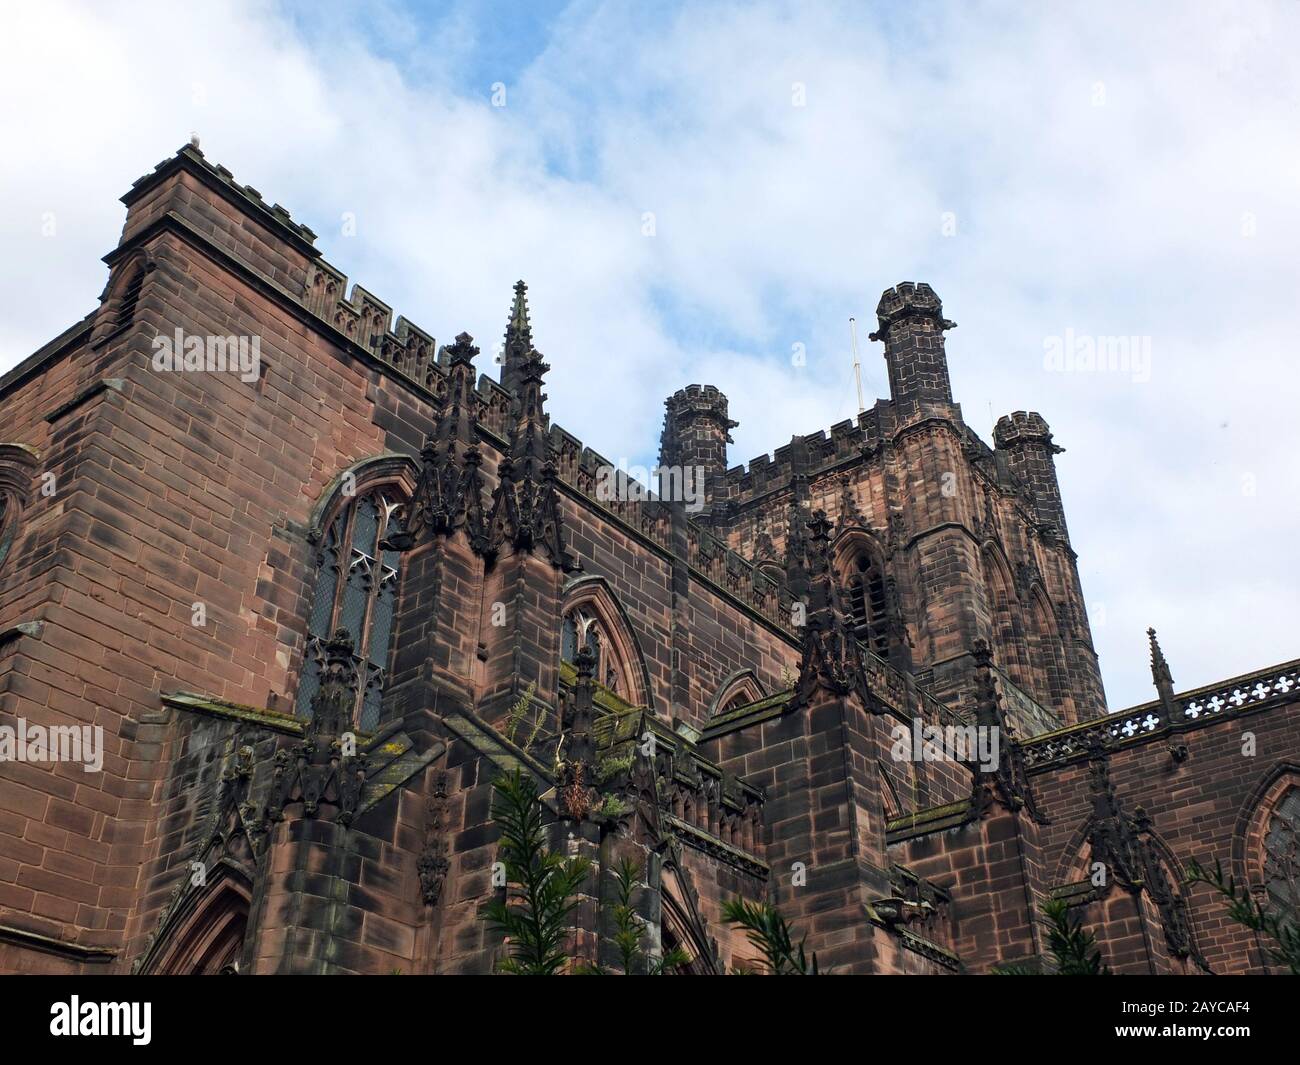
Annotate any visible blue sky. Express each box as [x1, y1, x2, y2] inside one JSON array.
[[2, 1, 1297, 710]]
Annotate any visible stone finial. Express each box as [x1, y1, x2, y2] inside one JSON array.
[[967, 638, 1047, 824], [786, 510, 875, 712], [500, 279, 536, 399], [310, 629, 359, 738], [486, 327, 571, 568], [559, 646, 597, 821], [1148, 627, 1176, 713], [507, 279, 531, 347], [268, 628, 368, 825], [387, 332, 488, 553]]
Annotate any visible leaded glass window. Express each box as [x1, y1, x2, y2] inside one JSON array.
[[845, 552, 888, 655], [1264, 787, 1300, 914], [561, 609, 621, 693], [295, 486, 405, 730]]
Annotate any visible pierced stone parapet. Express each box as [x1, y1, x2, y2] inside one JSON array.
[[1022, 659, 1300, 769]]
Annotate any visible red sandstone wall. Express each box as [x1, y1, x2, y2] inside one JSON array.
[[1029, 699, 1300, 974], [0, 144, 1283, 976]]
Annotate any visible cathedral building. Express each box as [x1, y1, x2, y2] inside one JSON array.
[[0, 144, 1296, 974]]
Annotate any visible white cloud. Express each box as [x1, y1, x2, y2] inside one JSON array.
[[1, 0, 1296, 708]]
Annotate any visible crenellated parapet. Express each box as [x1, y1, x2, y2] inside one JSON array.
[[123, 142, 320, 252], [126, 146, 448, 398], [303, 262, 442, 392], [593, 700, 767, 874], [109, 144, 1106, 731], [10, 142, 1295, 978], [721, 407, 884, 502]]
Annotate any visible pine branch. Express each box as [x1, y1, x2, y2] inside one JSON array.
[[1186, 857, 1300, 975], [1040, 897, 1110, 975], [483, 768, 590, 975], [601, 856, 688, 974], [721, 897, 820, 975], [993, 899, 1109, 975]]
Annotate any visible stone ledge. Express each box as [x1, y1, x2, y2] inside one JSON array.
[[43, 378, 125, 423], [0, 923, 117, 962], [885, 799, 973, 844], [0, 620, 44, 651], [662, 814, 768, 879], [161, 691, 303, 734]]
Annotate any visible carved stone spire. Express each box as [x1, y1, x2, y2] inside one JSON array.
[[1148, 627, 1176, 715], [967, 639, 1046, 823], [1082, 732, 1204, 966], [308, 628, 359, 739], [803, 510, 839, 626], [388, 333, 489, 553], [1084, 733, 1142, 888], [789, 510, 872, 711], [883, 574, 912, 671], [782, 487, 810, 599], [486, 307, 572, 569], [753, 510, 777, 562], [500, 280, 533, 399], [837, 474, 866, 529], [557, 643, 597, 821]]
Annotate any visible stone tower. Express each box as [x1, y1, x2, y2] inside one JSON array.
[[0, 148, 1293, 980], [658, 384, 737, 518]]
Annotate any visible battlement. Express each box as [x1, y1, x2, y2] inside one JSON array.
[[123, 145, 447, 399], [3, 141, 1281, 980], [299, 261, 446, 392], [994, 410, 1057, 451], [664, 383, 735, 422], [870, 281, 953, 335], [123, 143, 322, 250], [722, 406, 884, 499], [107, 149, 1069, 645]]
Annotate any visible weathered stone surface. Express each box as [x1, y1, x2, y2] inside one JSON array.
[[0, 145, 1294, 975]]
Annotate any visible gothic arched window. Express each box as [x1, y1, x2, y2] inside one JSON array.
[[0, 490, 18, 574], [0, 446, 39, 577], [1025, 589, 1070, 714], [295, 485, 406, 730], [844, 551, 888, 656], [1264, 787, 1300, 914], [557, 580, 658, 711], [116, 264, 145, 332], [561, 608, 623, 694]]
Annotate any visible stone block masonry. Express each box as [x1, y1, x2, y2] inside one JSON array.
[[0, 144, 1293, 975]]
